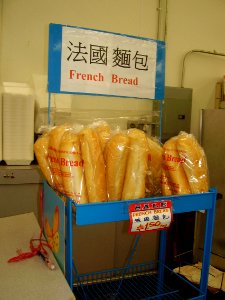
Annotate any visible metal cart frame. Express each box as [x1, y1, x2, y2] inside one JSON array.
[[44, 182, 217, 299]]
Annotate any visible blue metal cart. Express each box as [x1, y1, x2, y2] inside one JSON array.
[[44, 181, 217, 299], [45, 23, 217, 299]]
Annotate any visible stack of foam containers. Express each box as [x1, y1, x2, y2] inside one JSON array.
[[2, 82, 35, 165]]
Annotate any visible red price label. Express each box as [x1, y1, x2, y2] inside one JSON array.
[[128, 200, 172, 234]]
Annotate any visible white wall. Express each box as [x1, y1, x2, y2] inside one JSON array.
[[166, 0, 225, 139], [0, 0, 158, 114], [0, 0, 3, 161], [1, 0, 225, 139], [0, 0, 2, 83]]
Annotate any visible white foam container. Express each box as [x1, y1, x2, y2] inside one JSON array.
[[3, 82, 35, 165]]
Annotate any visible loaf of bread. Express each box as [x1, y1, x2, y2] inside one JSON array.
[[35, 120, 210, 201], [79, 127, 107, 202], [47, 125, 70, 193], [95, 123, 111, 152], [176, 131, 209, 193], [34, 132, 55, 187], [105, 132, 130, 201], [161, 169, 172, 196], [162, 137, 191, 195], [122, 129, 148, 200], [59, 130, 88, 204], [146, 137, 163, 196]]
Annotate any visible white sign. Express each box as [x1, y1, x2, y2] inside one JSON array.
[[48, 24, 165, 99], [60, 26, 157, 98]]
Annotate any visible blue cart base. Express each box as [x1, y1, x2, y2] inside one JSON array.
[[73, 262, 205, 300]]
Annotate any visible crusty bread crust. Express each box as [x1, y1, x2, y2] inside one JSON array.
[[146, 137, 163, 196], [59, 130, 88, 204], [48, 125, 69, 193], [105, 133, 130, 201], [161, 168, 172, 196], [122, 129, 148, 200], [34, 133, 55, 187], [163, 137, 191, 195], [176, 132, 209, 193], [80, 127, 107, 202], [95, 124, 111, 153]]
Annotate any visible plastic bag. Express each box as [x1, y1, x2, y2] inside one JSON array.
[[146, 136, 163, 197], [34, 131, 55, 188], [161, 131, 209, 195], [59, 128, 88, 204], [35, 118, 179, 203]]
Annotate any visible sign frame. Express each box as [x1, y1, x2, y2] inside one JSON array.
[[48, 23, 165, 100]]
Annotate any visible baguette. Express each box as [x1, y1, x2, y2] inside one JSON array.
[[48, 125, 69, 193], [163, 137, 191, 195], [79, 127, 107, 202], [105, 133, 130, 201], [122, 129, 148, 200], [95, 123, 111, 152], [146, 137, 163, 196], [59, 131, 88, 204], [176, 131, 209, 193], [34, 133, 55, 187], [161, 168, 172, 196]]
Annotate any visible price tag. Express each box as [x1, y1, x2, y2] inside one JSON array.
[[128, 200, 172, 234]]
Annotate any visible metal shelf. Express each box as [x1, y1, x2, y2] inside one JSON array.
[[73, 262, 203, 300]]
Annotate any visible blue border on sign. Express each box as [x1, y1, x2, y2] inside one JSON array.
[[48, 23, 165, 100], [48, 24, 62, 92], [155, 42, 165, 100]]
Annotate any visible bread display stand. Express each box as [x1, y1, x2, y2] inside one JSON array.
[[43, 181, 216, 299], [43, 23, 217, 299]]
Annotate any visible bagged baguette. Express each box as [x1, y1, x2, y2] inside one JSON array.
[[48, 125, 69, 193], [59, 130, 88, 204], [162, 137, 191, 195], [94, 121, 111, 152], [161, 169, 172, 196], [146, 137, 163, 196], [122, 128, 149, 200], [176, 131, 209, 193], [80, 127, 107, 203], [105, 132, 130, 201], [34, 132, 55, 187]]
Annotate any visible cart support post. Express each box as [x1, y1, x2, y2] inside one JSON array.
[[158, 230, 167, 285], [66, 198, 73, 288], [199, 189, 217, 295]]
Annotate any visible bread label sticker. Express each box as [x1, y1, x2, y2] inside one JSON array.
[[128, 200, 172, 234]]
